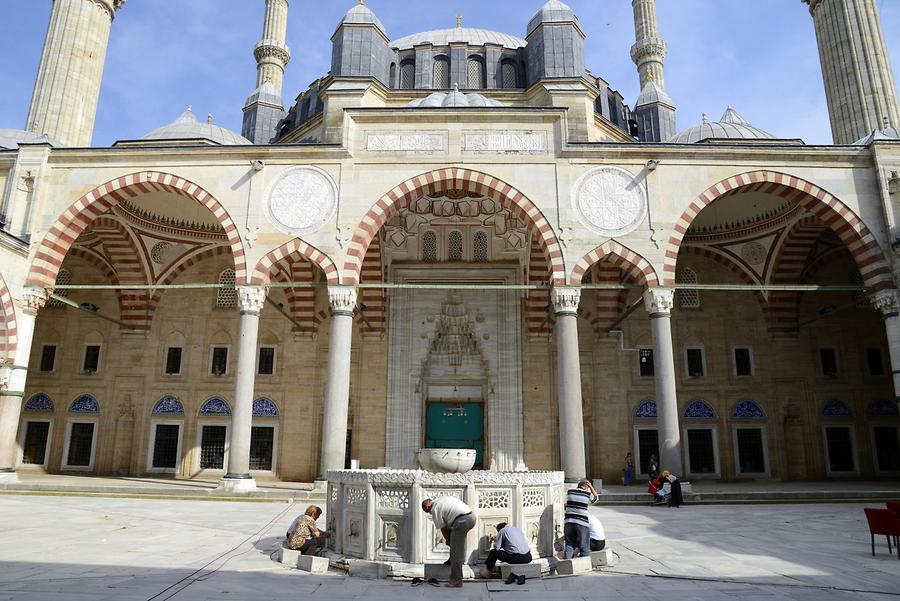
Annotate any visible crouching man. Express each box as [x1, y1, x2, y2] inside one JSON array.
[[422, 497, 476, 588]]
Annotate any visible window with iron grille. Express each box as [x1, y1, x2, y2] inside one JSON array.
[[200, 425, 227, 470], [501, 61, 518, 88], [736, 428, 766, 474], [39, 345, 57, 373], [639, 348, 654, 377], [687, 429, 715, 474], [637, 429, 659, 475], [216, 269, 236, 308], [22, 422, 50, 465], [819, 347, 839, 377], [677, 267, 700, 308], [473, 231, 489, 262], [249, 426, 274, 471], [448, 231, 464, 261], [399, 60, 416, 89], [733, 347, 753, 376], [82, 345, 100, 373], [152, 424, 180, 469], [867, 347, 885, 376], [422, 231, 438, 262], [685, 347, 705, 377], [467, 58, 485, 88], [433, 57, 449, 88], [48, 269, 71, 308], [824, 427, 855, 472], [873, 426, 900, 471], [211, 347, 228, 376], [66, 422, 94, 467], [165, 347, 183, 375], [258, 347, 276, 375]]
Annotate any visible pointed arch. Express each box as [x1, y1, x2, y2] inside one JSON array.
[[251, 239, 339, 285], [27, 171, 246, 289], [570, 240, 660, 288], [665, 171, 891, 291], [0, 271, 17, 362], [343, 168, 565, 286]]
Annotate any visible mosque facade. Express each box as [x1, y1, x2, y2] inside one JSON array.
[[0, 0, 899, 488]]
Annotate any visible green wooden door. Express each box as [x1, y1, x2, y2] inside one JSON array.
[[425, 403, 484, 468]]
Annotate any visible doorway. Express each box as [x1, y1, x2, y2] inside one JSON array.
[[425, 402, 484, 468]]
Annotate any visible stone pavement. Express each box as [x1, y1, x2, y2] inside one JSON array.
[[0, 495, 897, 600]]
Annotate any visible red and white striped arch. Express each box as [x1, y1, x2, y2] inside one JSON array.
[[27, 172, 246, 289], [251, 239, 339, 286], [0, 273, 17, 363], [665, 171, 892, 291], [342, 168, 566, 286], [570, 240, 660, 288]]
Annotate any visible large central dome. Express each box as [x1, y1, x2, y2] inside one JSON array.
[[390, 27, 526, 51]]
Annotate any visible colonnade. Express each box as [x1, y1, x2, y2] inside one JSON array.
[[2, 284, 900, 485]]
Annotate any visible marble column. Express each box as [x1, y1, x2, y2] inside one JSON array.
[[320, 286, 357, 479], [221, 286, 266, 492], [871, 290, 900, 406], [552, 287, 587, 482], [643, 287, 684, 475], [0, 288, 48, 479]]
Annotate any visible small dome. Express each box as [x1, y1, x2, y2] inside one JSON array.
[[0, 129, 57, 149], [854, 125, 900, 145], [139, 108, 251, 146], [527, 0, 580, 37], [669, 107, 776, 144], [391, 28, 526, 51], [407, 87, 505, 108], [338, 3, 387, 35], [635, 79, 674, 108]]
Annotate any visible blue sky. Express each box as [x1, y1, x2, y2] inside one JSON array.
[[1, 0, 898, 146]]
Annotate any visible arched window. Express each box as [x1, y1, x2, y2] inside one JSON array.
[[69, 394, 100, 413], [683, 400, 716, 419], [24, 393, 54, 413], [253, 397, 279, 418], [152, 395, 185, 416], [448, 231, 464, 261], [433, 57, 450, 88], [216, 269, 236, 308], [677, 267, 700, 309], [422, 231, 438, 262], [48, 269, 71, 308], [467, 57, 486, 89], [501, 60, 519, 88], [199, 397, 231, 416], [389, 63, 397, 87], [399, 60, 416, 90], [473, 231, 489, 262], [732, 400, 766, 419]]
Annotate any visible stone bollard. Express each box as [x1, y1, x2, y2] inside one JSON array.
[[556, 556, 593, 575]]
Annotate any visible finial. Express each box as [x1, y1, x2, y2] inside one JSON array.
[[456, 14, 462, 28], [359, 0, 364, 4], [187, 105, 193, 112], [885, 116, 891, 130], [646, 69, 654, 82], [454, 83, 460, 92], [265, 73, 273, 84], [207, 114, 213, 124], [702, 113, 709, 124]]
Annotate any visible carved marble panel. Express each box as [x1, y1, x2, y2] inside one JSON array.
[[572, 166, 648, 237], [463, 131, 547, 154], [264, 166, 337, 235], [365, 131, 448, 154]]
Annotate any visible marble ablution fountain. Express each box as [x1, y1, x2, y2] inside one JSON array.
[[318, 449, 566, 578]]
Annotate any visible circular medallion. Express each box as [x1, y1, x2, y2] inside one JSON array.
[[741, 241, 766, 266], [150, 242, 171, 264], [265, 166, 337, 235], [571, 167, 648, 237]]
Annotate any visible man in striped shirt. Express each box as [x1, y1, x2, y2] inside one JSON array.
[[563, 479, 599, 559]]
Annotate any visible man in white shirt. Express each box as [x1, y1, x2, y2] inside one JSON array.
[[588, 513, 606, 551], [479, 522, 533, 580], [422, 497, 476, 588]]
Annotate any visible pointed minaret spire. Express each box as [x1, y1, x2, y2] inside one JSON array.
[[242, 0, 291, 144], [631, 0, 668, 91]]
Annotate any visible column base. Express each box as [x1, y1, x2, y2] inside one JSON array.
[[218, 476, 257, 493]]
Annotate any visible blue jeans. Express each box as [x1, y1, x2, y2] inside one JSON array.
[[564, 522, 590, 559], [624, 467, 634, 486]]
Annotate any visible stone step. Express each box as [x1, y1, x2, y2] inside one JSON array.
[[590, 547, 615, 568], [498, 558, 549, 578], [424, 563, 476, 581], [299, 555, 330, 574], [555, 556, 593, 575]]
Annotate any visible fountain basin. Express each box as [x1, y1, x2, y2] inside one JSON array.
[[415, 448, 477, 473]]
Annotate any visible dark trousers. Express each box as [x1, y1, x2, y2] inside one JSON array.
[[590, 539, 606, 552], [449, 513, 477, 586], [564, 522, 591, 559], [486, 549, 532, 573], [298, 536, 328, 556]]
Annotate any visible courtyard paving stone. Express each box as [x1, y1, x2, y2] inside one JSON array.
[[0, 495, 897, 600]]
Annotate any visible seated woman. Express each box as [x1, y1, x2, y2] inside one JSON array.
[[286, 505, 330, 555]]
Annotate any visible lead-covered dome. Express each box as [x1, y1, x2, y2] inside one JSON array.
[[391, 27, 526, 51], [338, 3, 387, 34], [407, 87, 505, 108], [669, 107, 776, 144], [137, 108, 251, 146], [527, 0, 580, 36], [854, 125, 900, 145]]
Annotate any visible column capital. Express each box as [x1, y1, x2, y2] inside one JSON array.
[[870, 289, 900, 318], [22, 288, 49, 316], [643, 287, 675, 315], [328, 286, 358, 316], [551, 287, 581, 316], [802, 0, 822, 16], [237, 286, 267, 314]]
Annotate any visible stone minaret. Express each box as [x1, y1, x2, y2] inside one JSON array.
[[804, 0, 900, 144], [242, 0, 291, 144], [631, 0, 667, 91], [25, 0, 125, 147], [631, 0, 676, 142]]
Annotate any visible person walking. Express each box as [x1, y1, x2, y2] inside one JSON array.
[[479, 522, 532, 581], [564, 479, 599, 559], [624, 452, 634, 486], [422, 497, 476, 588], [647, 454, 660, 479]]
